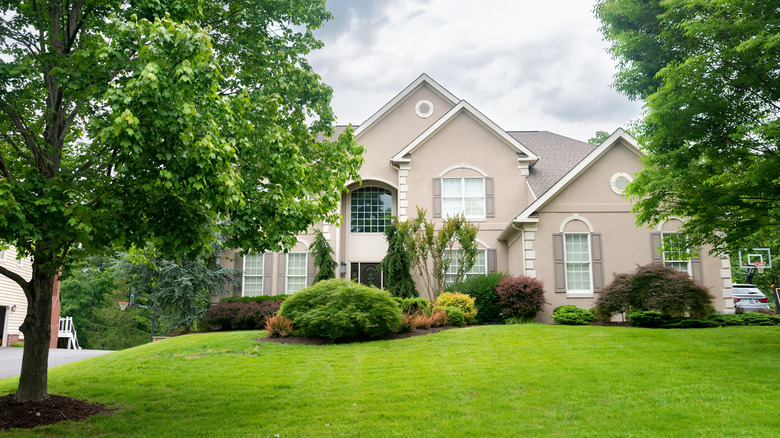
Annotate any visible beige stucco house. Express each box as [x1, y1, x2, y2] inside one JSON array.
[[222, 74, 734, 321]]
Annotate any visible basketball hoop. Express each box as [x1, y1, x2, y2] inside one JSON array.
[[754, 262, 766, 274], [118, 301, 129, 311]]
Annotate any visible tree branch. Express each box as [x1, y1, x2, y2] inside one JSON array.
[[0, 263, 30, 291]]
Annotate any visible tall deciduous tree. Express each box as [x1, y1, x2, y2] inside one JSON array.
[[594, 0, 779, 253], [0, 0, 362, 401]]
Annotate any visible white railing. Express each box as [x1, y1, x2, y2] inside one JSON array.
[[57, 316, 81, 350]]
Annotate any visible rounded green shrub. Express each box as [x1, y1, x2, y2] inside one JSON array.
[[440, 305, 466, 326], [436, 292, 477, 323], [279, 279, 402, 341], [396, 297, 431, 315], [552, 305, 596, 325]]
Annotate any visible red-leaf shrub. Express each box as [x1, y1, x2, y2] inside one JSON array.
[[264, 314, 294, 337], [204, 300, 282, 331], [495, 276, 548, 322], [594, 263, 714, 318]]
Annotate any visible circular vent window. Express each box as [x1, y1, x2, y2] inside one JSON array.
[[610, 172, 633, 195], [415, 100, 434, 118]]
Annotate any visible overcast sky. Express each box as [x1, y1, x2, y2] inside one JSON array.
[[307, 0, 644, 143]]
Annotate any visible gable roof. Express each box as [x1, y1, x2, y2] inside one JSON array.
[[508, 131, 598, 199], [390, 100, 539, 165], [354, 74, 459, 137], [498, 129, 641, 240]]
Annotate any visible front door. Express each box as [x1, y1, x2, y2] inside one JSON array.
[[351, 262, 383, 289]]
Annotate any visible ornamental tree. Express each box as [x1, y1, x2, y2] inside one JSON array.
[[0, 0, 362, 401], [594, 0, 779, 253], [310, 229, 337, 284]]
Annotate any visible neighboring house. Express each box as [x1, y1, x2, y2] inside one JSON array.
[[0, 246, 31, 346], [0, 246, 61, 347], [219, 74, 734, 320]]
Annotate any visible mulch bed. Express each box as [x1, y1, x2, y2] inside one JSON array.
[[257, 325, 460, 345], [0, 393, 113, 431]]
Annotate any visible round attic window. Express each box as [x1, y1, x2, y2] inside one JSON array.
[[610, 172, 633, 195], [415, 99, 434, 118]]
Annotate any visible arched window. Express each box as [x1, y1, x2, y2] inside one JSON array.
[[350, 187, 392, 233]]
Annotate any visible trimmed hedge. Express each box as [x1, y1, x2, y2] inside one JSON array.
[[552, 305, 596, 325], [627, 310, 780, 328], [280, 279, 402, 341], [204, 300, 281, 331]]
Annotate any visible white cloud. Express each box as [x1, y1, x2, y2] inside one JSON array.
[[309, 0, 643, 142]]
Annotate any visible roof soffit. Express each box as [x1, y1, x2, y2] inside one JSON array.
[[390, 101, 540, 164], [354, 74, 459, 138]]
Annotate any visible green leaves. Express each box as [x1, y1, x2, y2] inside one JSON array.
[[595, 0, 779, 253]]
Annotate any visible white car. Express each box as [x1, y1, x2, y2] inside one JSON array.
[[732, 284, 771, 313]]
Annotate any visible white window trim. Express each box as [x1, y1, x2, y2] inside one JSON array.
[[286, 253, 308, 294], [0, 250, 5, 262], [564, 233, 593, 297], [445, 249, 487, 286], [442, 177, 486, 220], [242, 254, 264, 297], [662, 232, 691, 275]]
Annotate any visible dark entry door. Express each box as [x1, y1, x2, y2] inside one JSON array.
[[351, 262, 383, 289]]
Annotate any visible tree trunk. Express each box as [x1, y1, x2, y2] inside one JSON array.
[[14, 263, 55, 402]]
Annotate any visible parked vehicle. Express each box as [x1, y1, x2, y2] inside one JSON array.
[[732, 284, 771, 313]]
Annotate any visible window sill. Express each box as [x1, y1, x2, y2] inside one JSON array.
[[565, 292, 594, 299]]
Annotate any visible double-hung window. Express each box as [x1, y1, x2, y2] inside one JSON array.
[[564, 234, 592, 294], [445, 249, 487, 285], [286, 253, 308, 293], [662, 233, 691, 274], [242, 254, 264, 297], [442, 178, 485, 219]]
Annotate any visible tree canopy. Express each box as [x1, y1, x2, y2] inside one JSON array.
[[0, 0, 362, 401], [594, 0, 779, 253]]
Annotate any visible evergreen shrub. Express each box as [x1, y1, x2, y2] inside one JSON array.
[[552, 305, 596, 325], [436, 292, 477, 323], [279, 279, 402, 341], [204, 300, 281, 331], [446, 273, 506, 324], [495, 275, 548, 322], [395, 297, 431, 315], [440, 305, 466, 326]]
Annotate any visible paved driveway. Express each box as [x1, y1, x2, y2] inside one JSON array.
[[0, 347, 114, 379]]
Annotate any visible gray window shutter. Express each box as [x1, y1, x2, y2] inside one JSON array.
[[263, 253, 274, 295], [433, 178, 442, 218], [485, 177, 495, 218], [233, 251, 243, 297], [278, 254, 287, 294], [307, 254, 316, 286], [650, 232, 663, 263], [691, 248, 703, 284], [553, 233, 566, 293], [487, 249, 497, 273], [591, 233, 604, 292]]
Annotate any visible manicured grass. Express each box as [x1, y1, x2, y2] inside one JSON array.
[[2, 325, 779, 437]]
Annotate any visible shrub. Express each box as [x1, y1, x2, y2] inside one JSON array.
[[552, 305, 596, 325], [264, 314, 294, 337], [395, 297, 431, 315], [447, 273, 506, 324], [627, 310, 667, 328], [397, 312, 417, 333], [429, 307, 448, 327], [495, 275, 548, 322], [204, 300, 281, 331], [435, 292, 477, 323], [222, 295, 290, 304], [595, 263, 714, 319], [279, 279, 402, 341], [439, 305, 466, 326], [590, 306, 612, 323], [412, 312, 434, 329]]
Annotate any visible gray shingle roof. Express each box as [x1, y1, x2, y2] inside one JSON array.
[[508, 131, 597, 199]]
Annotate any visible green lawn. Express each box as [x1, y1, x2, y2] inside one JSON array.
[[2, 325, 779, 437]]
